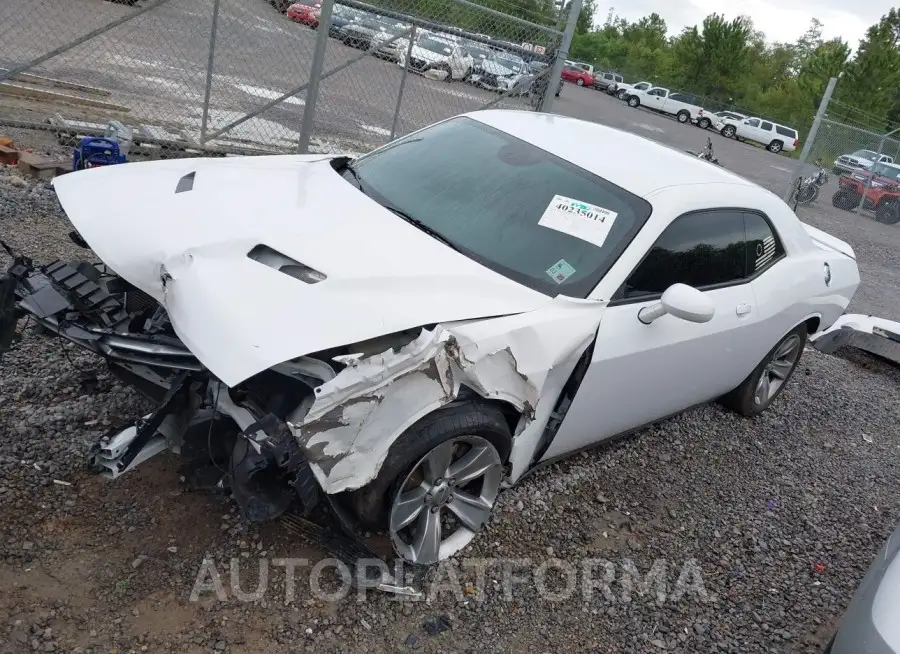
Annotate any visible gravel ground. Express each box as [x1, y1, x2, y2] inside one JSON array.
[[1, 152, 900, 654]]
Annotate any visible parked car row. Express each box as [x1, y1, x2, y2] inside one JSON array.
[[278, 0, 561, 98]]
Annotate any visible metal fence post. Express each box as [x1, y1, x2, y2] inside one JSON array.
[[539, 0, 582, 113], [298, 0, 335, 153], [390, 26, 416, 141], [782, 76, 837, 203], [200, 0, 221, 145]]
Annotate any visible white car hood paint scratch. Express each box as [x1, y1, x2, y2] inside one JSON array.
[[52, 155, 550, 387], [290, 296, 606, 494]]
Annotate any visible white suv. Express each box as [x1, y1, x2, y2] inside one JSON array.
[[719, 117, 799, 153]]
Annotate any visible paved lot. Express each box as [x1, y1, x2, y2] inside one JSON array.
[[1, 0, 532, 150], [554, 83, 900, 321]]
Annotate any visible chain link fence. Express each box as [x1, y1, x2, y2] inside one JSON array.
[[783, 113, 900, 226], [0, 0, 568, 160]]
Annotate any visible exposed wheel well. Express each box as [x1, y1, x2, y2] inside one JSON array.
[[805, 316, 821, 335]]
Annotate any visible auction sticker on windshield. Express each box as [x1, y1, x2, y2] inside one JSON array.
[[538, 195, 618, 248], [546, 259, 576, 284]]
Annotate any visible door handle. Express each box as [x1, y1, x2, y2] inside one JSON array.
[[736, 303, 752, 316]]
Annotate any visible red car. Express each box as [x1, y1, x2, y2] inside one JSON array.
[[286, 0, 321, 27], [561, 65, 594, 87]]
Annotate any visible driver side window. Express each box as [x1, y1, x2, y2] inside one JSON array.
[[613, 210, 747, 301]]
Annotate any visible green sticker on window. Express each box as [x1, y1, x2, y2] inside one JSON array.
[[546, 259, 576, 284]]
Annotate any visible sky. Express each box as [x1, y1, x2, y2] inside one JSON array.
[[597, 0, 895, 49]]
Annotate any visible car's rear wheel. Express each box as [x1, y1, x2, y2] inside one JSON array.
[[721, 124, 736, 138], [677, 110, 690, 123], [350, 403, 511, 565], [617, 89, 628, 100], [720, 325, 807, 417], [767, 140, 783, 153], [627, 96, 640, 108], [576, 78, 584, 86]]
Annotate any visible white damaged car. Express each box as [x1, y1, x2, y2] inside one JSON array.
[[469, 52, 534, 95], [397, 34, 474, 81], [0, 111, 860, 568]]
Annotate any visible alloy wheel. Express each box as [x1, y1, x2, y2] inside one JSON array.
[[753, 334, 802, 406], [389, 435, 502, 565]]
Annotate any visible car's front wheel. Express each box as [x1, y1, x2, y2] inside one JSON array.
[[350, 402, 511, 565], [876, 198, 900, 224], [617, 89, 628, 100], [720, 324, 807, 417], [576, 78, 584, 86], [698, 117, 711, 129]]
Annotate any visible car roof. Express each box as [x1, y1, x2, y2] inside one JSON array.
[[466, 110, 756, 197]]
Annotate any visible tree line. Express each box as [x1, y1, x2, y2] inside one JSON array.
[[568, 4, 900, 140]]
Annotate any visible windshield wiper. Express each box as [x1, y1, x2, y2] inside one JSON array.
[[382, 205, 463, 253]]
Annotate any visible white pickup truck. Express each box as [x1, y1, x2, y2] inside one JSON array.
[[626, 87, 704, 124]]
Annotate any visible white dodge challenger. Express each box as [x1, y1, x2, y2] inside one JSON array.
[[0, 110, 859, 568]]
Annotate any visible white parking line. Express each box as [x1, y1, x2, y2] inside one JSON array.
[[769, 165, 793, 172], [632, 122, 665, 134], [233, 83, 305, 106]]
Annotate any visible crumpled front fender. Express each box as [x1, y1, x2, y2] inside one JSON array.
[[289, 297, 606, 494]]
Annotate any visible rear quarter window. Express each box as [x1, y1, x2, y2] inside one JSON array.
[[775, 125, 796, 138]]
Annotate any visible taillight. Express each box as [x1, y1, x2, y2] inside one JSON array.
[[793, 138, 799, 147]]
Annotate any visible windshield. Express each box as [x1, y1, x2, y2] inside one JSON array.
[[871, 163, 900, 180], [334, 5, 363, 19], [852, 150, 879, 161], [465, 44, 491, 59], [347, 117, 653, 297], [418, 37, 453, 55], [494, 54, 526, 73]]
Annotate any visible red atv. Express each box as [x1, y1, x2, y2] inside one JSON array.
[[831, 168, 900, 225]]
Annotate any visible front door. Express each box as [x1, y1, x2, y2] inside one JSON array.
[[540, 209, 764, 461]]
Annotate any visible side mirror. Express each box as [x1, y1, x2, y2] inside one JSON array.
[[638, 284, 715, 325]]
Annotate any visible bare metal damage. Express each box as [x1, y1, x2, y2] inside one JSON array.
[[291, 297, 605, 495]]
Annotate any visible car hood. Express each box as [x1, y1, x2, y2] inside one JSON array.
[[479, 60, 518, 76], [51, 156, 550, 386], [410, 45, 451, 63]]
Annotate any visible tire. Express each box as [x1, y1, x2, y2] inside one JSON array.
[[437, 64, 452, 82], [676, 110, 690, 124], [576, 78, 584, 86], [767, 140, 783, 153], [627, 96, 640, 108], [721, 125, 736, 138], [347, 402, 512, 563], [698, 117, 711, 129], [617, 89, 628, 100], [831, 190, 860, 211], [875, 199, 900, 225], [720, 324, 807, 417]]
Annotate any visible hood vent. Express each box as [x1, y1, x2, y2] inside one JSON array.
[[247, 245, 327, 284], [175, 171, 195, 193]]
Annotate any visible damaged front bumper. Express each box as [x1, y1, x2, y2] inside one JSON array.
[[0, 242, 198, 400], [810, 314, 900, 365]]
